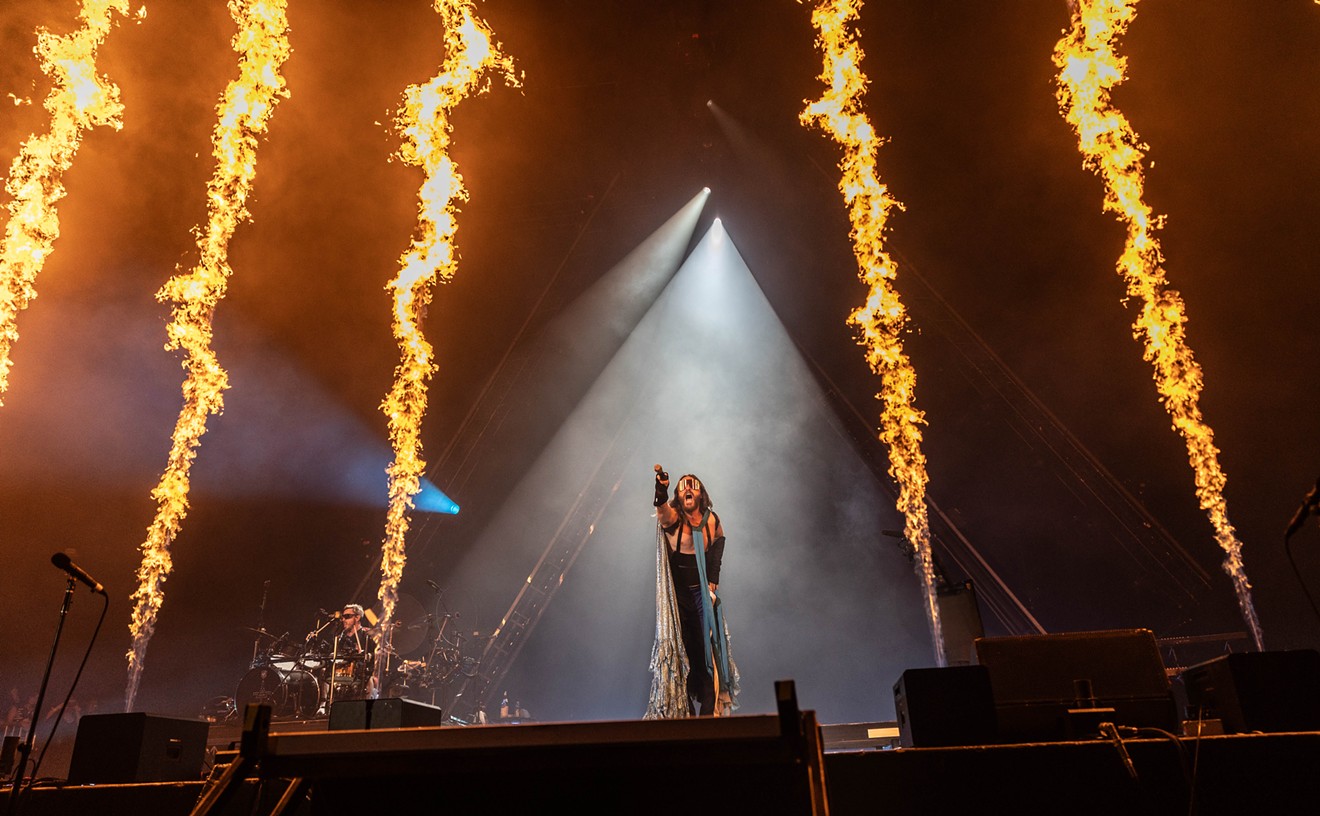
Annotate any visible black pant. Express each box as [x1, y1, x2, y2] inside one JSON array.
[[676, 584, 715, 716]]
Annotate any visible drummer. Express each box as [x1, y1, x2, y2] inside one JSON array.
[[330, 604, 375, 658], [318, 603, 377, 704]]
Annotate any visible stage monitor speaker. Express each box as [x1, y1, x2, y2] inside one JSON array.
[[1176, 649, 1320, 734], [893, 665, 996, 748], [973, 629, 1178, 742], [329, 697, 445, 730], [66, 713, 209, 784]]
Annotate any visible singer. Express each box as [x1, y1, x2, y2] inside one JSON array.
[[645, 467, 738, 718]]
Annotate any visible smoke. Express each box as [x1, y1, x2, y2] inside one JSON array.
[[438, 223, 930, 722]]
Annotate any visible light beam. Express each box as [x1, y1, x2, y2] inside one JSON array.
[[125, 0, 291, 710], [1053, 0, 1263, 649], [801, 0, 945, 665]]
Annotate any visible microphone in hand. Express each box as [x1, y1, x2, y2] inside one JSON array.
[[653, 464, 670, 507]]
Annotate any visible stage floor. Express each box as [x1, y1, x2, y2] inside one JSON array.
[[5, 716, 1319, 815]]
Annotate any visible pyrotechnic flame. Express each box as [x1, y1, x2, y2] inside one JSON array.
[[801, 0, 944, 665], [1053, 0, 1263, 650], [377, 1, 516, 640], [125, 0, 290, 710], [0, 0, 134, 405]]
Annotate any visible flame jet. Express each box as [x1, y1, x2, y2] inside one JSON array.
[[378, 1, 515, 644], [0, 0, 136, 405], [1054, 0, 1263, 650], [126, 0, 291, 710], [801, 0, 945, 665]]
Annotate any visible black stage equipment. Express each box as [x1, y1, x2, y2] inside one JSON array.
[[328, 697, 446, 730], [936, 580, 984, 666], [893, 665, 996, 747], [1176, 649, 1320, 734], [67, 713, 209, 784], [972, 628, 1178, 742]]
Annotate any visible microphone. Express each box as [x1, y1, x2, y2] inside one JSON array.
[[51, 552, 106, 595], [1284, 478, 1320, 541], [319, 608, 342, 619]]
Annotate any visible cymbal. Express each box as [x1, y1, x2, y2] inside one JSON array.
[[242, 627, 284, 641], [369, 593, 429, 656]]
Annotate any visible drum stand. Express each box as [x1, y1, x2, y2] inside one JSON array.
[[325, 627, 341, 713], [303, 615, 340, 717]]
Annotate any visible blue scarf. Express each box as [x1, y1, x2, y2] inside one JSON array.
[[690, 510, 732, 699]]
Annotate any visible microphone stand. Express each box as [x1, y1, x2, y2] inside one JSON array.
[[1284, 523, 1320, 627], [306, 615, 338, 642], [327, 628, 340, 713], [6, 579, 75, 814], [253, 580, 271, 665], [304, 616, 338, 717]]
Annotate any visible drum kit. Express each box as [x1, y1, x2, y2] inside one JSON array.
[[234, 626, 354, 719], [227, 595, 486, 720]]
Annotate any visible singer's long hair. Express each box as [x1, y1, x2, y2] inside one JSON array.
[[667, 473, 713, 516]]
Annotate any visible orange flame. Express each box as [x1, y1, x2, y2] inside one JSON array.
[[126, 0, 290, 710], [378, 0, 516, 638], [0, 1, 136, 405], [801, 0, 944, 665], [1054, 0, 1262, 650]]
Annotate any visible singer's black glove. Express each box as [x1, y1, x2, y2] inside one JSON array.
[[653, 468, 670, 507]]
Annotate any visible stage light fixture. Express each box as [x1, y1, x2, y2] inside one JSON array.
[[414, 479, 460, 515]]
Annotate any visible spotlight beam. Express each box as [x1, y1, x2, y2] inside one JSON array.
[[438, 222, 930, 720], [404, 190, 709, 567]]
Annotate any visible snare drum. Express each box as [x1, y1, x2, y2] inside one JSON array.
[[328, 656, 371, 700]]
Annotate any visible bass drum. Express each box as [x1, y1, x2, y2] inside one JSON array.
[[236, 666, 320, 718]]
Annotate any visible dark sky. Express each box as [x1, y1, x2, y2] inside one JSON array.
[[3, 0, 1320, 739]]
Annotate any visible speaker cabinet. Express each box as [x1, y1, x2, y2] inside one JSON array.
[[973, 629, 1177, 742], [893, 665, 996, 747], [67, 713, 209, 784], [329, 697, 446, 730], [937, 581, 985, 667], [1176, 649, 1320, 733]]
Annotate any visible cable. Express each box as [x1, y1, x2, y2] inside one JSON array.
[[1283, 533, 1320, 628], [1098, 721, 1138, 781], [1184, 704, 1209, 816], [29, 592, 110, 784]]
